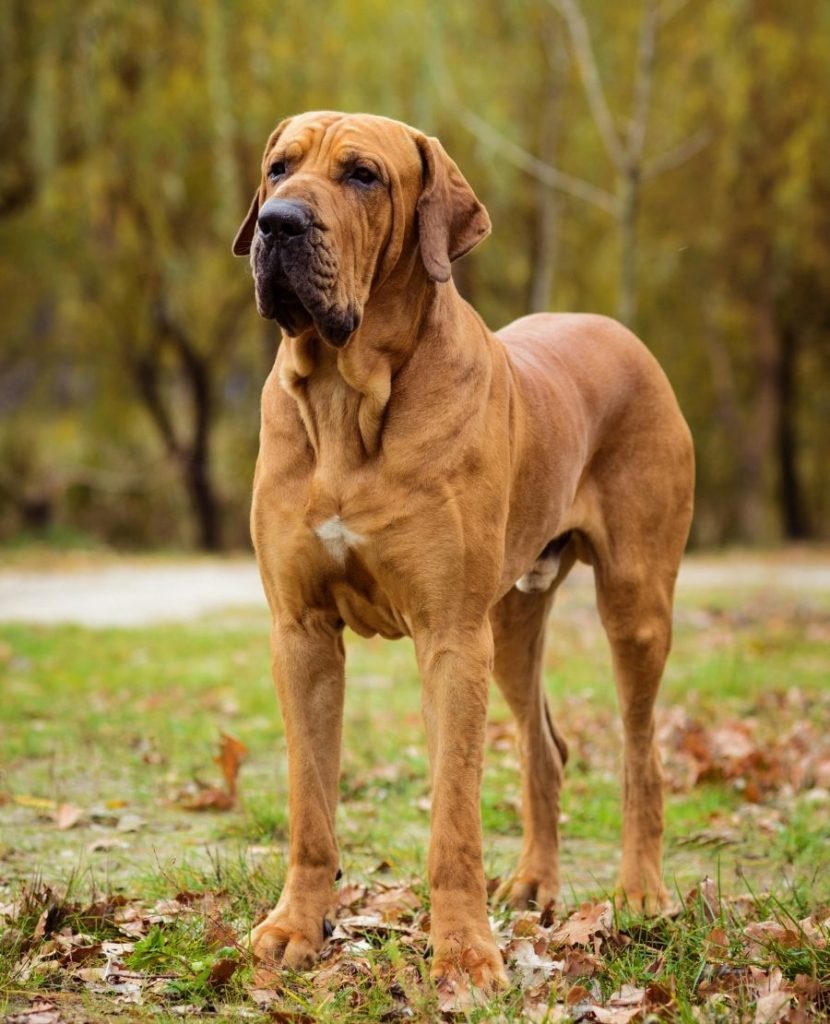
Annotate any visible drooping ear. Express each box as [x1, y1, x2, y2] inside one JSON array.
[[232, 190, 260, 256], [415, 134, 491, 283], [232, 117, 293, 256]]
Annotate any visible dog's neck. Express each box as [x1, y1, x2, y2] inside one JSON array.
[[277, 269, 487, 462]]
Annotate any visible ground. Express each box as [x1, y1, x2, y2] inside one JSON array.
[[0, 550, 828, 1022]]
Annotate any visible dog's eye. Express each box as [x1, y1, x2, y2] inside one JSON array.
[[268, 161, 286, 181], [349, 166, 378, 186]]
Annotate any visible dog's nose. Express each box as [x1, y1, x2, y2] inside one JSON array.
[[257, 199, 313, 239]]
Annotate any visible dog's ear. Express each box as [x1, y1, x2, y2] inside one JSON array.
[[232, 191, 259, 256], [232, 117, 294, 256], [415, 135, 491, 283]]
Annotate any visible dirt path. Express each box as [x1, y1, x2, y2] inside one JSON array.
[[0, 553, 828, 626]]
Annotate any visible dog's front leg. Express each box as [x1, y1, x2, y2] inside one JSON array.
[[251, 613, 345, 972], [415, 622, 508, 995]]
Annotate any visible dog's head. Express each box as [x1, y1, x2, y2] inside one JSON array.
[[233, 112, 490, 347]]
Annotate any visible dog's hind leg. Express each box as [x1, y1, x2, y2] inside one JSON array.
[[490, 558, 572, 909], [591, 552, 677, 914]]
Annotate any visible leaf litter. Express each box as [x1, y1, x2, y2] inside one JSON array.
[[3, 684, 829, 1019], [4, 867, 827, 1022]]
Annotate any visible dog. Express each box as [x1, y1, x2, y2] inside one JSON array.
[[232, 111, 694, 992]]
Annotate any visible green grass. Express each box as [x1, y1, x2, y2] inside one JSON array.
[[1, 569, 829, 1020]]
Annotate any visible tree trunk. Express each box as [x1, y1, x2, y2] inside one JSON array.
[[174, 325, 223, 552], [184, 454, 222, 552], [735, 295, 781, 543], [138, 303, 225, 552], [618, 167, 640, 327], [776, 324, 809, 539]]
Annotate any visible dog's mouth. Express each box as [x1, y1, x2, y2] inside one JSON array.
[[253, 233, 360, 348]]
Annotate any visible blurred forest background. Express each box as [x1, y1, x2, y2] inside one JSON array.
[[1, 0, 828, 552]]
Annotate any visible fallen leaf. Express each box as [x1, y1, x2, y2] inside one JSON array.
[[208, 956, 239, 989], [705, 926, 730, 960], [364, 883, 420, 922], [87, 837, 129, 853], [5, 998, 65, 1024], [505, 937, 561, 985], [53, 804, 84, 830], [178, 786, 235, 812], [13, 795, 56, 810], [566, 984, 591, 1004], [589, 985, 647, 1023], [204, 915, 239, 950], [336, 882, 367, 910], [550, 901, 613, 949], [214, 732, 247, 799], [116, 813, 145, 833], [684, 876, 721, 922], [744, 920, 801, 956], [561, 950, 604, 978], [754, 992, 792, 1024]]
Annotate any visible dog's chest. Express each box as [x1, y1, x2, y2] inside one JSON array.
[[313, 515, 365, 564]]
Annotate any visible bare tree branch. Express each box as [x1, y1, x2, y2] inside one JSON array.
[[642, 127, 712, 179], [627, 0, 660, 166], [548, 0, 626, 169], [457, 107, 621, 217], [659, 0, 695, 24]]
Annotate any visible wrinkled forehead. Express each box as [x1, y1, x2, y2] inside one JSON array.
[[264, 111, 421, 175]]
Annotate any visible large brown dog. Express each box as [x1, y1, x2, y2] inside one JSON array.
[[233, 111, 694, 992]]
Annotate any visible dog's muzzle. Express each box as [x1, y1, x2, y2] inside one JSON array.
[[253, 199, 360, 347]]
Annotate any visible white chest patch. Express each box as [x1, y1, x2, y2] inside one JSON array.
[[314, 516, 365, 564]]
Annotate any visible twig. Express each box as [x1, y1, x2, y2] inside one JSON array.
[[642, 127, 712, 179], [548, 0, 626, 169], [457, 107, 620, 217]]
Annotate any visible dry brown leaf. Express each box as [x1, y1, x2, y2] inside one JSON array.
[[53, 803, 84, 830], [684, 876, 721, 922], [512, 914, 542, 938], [204, 915, 239, 951], [178, 786, 235, 812], [550, 901, 613, 948], [336, 882, 367, 910], [754, 992, 793, 1024], [590, 1006, 644, 1024], [744, 920, 801, 956], [539, 899, 557, 928], [5, 998, 65, 1024], [644, 980, 674, 1008], [567, 983, 591, 1005], [704, 926, 730, 960], [56, 936, 101, 966], [364, 883, 420, 922], [207, 957, 239, 989], [214, 732, 247, 799], [589, 985, 647, 1023], [562, 950, 604, 978]]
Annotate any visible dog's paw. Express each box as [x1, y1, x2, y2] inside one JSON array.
[[250, 911, 326, 980], [431, 931, 508, 1007], [493, 872, 558, 911], [613, 886, 670, 916]]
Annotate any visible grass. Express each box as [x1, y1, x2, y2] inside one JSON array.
[[0, 559, 829, 1020]]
